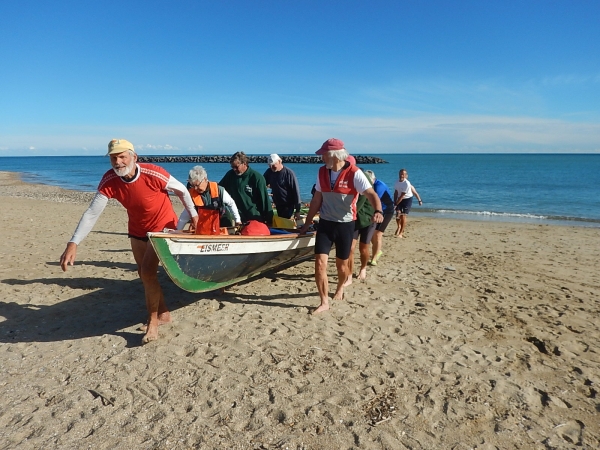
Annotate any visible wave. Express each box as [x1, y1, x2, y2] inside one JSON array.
[[419, 208, 600, 226], [431, 209, 548, 219]]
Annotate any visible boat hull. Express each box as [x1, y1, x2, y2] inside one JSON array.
[[148, 231, 316, 293]]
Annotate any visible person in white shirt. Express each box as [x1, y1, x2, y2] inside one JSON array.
[[393, 169, 422, 238]]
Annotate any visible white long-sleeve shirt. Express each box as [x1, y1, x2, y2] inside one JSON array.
[[69, 172, 197, 244]]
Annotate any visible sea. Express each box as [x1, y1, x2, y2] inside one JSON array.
[[1, 154, 599, 227]]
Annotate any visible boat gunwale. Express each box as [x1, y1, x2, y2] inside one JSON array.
[[147, 230, 315, 241]]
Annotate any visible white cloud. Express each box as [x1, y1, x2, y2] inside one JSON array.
[[136, 143, 180, 151], [1, 110, 599, 155]]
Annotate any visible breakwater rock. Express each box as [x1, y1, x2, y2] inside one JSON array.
[[137, 155, 387, 164]]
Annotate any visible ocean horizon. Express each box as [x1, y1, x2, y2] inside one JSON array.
[[1, 153, 599, 228]]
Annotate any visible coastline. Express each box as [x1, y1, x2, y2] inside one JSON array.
[[2, 170, 598, 228], [0, 171, 96, 204], [1, 171, 600, 448]]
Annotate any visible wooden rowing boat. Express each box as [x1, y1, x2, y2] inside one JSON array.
[[148, 229, 316, 293]]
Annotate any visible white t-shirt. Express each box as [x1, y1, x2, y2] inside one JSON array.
[[394, 179, 413, 200]]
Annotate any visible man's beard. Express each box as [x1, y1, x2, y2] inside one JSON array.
[[113, 159, 136, 177]]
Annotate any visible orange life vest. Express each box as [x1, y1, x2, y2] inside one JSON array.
[[189, 181, 225, 235]]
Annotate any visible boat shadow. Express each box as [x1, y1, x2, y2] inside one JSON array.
[[91, 230, 129, 236], [0, 270, 314, 346], [45, 260, 138, 271], [264, 272, 315, 283], [214, 290, 312, 309]]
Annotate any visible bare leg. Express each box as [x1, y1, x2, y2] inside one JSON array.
[[131, 239, 169, 344], [394, 216, 401, 236], [398, 215, 407, 238], [343, 239, 358, 287], [358, 242, 369, 281], [370, 230, 383, 264], [313, 254, 330, 314], [332, 257, 350, 301]]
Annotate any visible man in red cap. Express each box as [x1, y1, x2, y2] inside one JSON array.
[[299, 138, 383, 314]]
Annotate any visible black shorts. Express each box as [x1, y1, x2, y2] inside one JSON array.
[[353, 222, 376, 244], [315, 219, 355, 260], [129, 234, 149, 242], [375, 212, 394, 233]]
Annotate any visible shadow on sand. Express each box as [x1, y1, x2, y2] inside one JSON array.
[[0, 266, 313, 347]]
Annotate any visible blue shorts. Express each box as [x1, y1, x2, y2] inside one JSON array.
[[315, 219, 355, 260], [396, 197, 413, 215]]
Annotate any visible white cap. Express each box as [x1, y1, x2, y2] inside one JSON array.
[[267, 153, 282, 165]]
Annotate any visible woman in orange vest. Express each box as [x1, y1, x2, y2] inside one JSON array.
[[176, 166, 242, 235]]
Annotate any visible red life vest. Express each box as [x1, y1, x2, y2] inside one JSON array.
[[317, 162, 358, 194], [189, 181, 223, 235], [317, 162, 360, 221]]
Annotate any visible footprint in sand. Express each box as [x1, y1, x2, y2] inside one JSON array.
[[555, 419, 584, 445]]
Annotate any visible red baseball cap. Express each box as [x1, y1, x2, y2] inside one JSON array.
[[316, 138, 345, 155]]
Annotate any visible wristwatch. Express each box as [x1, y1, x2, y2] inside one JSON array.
[[374, 210, 383, 215]]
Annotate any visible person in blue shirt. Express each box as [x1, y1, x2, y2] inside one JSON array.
[[364, 170, 395, 266]]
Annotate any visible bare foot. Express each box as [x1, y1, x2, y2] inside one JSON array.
[[138, 312, 172, 332], [332, 290, 345, 301], [141, 323, 159, 344], [312, 303, 330, 314], [358, 268, 367, 282], [343, 274, 353, 287], [158, 311, 172, 324]]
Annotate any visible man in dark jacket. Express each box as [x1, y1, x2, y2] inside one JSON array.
[[219, 152, 273, 225], [263, 154, 302, 220]]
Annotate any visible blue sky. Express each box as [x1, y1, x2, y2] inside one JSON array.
[[1, 0, 599, 155]]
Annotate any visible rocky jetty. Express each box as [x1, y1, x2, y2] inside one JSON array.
[[137, 155, 387, 164]]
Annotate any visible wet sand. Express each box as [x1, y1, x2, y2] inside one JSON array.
[[1, 171, 599, 449]]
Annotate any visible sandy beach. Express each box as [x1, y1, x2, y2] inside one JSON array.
[[0, 170, 599, 449]]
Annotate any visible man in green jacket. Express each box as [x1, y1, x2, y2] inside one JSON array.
[[219, 152, 273, 225]]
